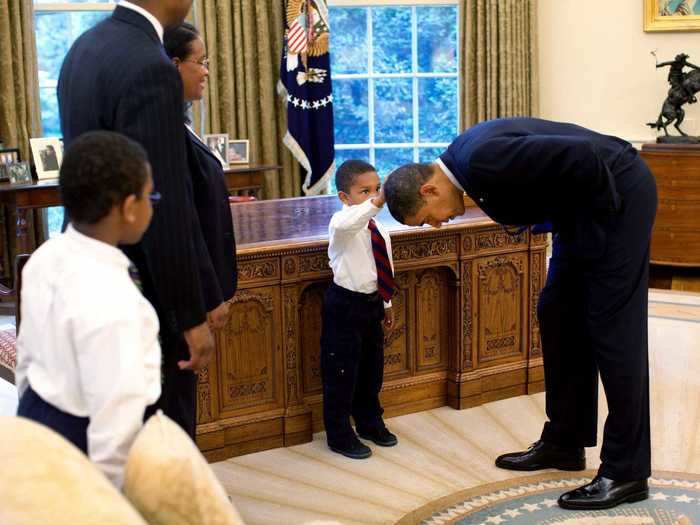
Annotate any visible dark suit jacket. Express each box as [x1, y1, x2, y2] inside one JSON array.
[[440, 117, 641, 258], [58, 6, 206, 333], [186, 127, 237, 308]]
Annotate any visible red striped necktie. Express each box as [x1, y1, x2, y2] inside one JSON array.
[[368, 218, 396, 302]]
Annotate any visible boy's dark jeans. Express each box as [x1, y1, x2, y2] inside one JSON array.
[[321, 282, 386, 448]]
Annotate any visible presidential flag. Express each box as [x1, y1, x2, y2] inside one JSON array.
[[279, 0, 335, 195]]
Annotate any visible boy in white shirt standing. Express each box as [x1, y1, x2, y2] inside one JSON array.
[[322, 160, 398, 459], [16, 130, 161, 488]]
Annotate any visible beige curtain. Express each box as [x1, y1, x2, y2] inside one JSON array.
[[0, 0, 44, 283], [460, 0, 539, 129], [193, 0, 301, 198]]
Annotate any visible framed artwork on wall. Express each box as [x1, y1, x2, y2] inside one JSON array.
[[645, 0, 700, 32]]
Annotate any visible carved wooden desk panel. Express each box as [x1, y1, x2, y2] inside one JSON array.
[[196, 196, 547, 461]]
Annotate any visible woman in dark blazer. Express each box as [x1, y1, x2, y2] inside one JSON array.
[[164, 23, 237, 317]]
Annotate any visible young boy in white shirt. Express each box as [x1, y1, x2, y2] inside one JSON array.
[[16, 130, 161, 488], [322, 160, 398, 459]]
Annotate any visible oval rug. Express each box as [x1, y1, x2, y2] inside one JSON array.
[[397, 470, 700, 525]]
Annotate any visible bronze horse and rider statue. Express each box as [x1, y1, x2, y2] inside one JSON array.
[[647, 52, 700, 142]]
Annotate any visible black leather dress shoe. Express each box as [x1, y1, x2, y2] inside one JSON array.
[[558, 475, 649, 510], [495, 440, 585, 471], [329, 439, 372, 459], [358, 427, 398, 447]]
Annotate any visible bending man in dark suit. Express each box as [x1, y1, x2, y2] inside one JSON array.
[[58, 0, 229, 438], [384, 117, 657, 511]]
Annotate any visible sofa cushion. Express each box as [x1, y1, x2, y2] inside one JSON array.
[[124, 411, 245, 525], [0, 329, 16, 371], [0, 416, 148, 525]]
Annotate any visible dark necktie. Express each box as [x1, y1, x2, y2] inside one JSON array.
[[368, 218, 396, 302]]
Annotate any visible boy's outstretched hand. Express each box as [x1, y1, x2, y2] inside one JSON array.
[[372, 187, 385, 208]]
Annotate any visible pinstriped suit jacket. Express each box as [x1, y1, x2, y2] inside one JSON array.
[[58, 6, 208, 334]]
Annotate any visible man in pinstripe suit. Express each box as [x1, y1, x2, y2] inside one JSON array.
[[58, 0, 228, 439]]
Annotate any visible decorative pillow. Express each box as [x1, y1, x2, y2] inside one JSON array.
[[123, 411, 245, 525], [0, 329, 17, 370], [0, 416, 147, 525]]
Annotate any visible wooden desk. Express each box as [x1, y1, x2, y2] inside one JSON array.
[[0, 164, 281, 257], [196, 196, 548, 461], [223, 165, 280, 199], [0, 179, 61, 255]]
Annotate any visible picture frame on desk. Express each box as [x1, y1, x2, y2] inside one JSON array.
[[0, 148, 20, 182], [228, 139, 249, 165], [7, 161, 32, 185], [644, 0, 700, 32], [30, 137, 63, 180], [203, 133, 229, 168]]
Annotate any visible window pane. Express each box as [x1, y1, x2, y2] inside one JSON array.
[[375, 78, 413, 144], [419, 147, 445, 163], [330, 8, 367, 74], [417, 6, 458, 73], [372, 7, 412, 74], [35, 11, 110, 136], [39, 86, 62, 138], [419, 77, 458, 143], [374, 148, 413, 180], [333, 79, 369, 144], [47, 207, 65, 238], [332, 148, 371, 193]]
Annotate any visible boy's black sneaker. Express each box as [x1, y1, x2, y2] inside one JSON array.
[[358, 427, 398, 447], [329, 439, 372, 459]]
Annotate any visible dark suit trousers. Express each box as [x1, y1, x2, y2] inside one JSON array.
[[538, 158, 657, 481], [159, 330, 198, 439], [321, 283, 386, 448]]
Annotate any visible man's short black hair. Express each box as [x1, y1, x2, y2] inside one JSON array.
[[384, 163, 435, 223], [59, 131, 149, 225], [335, 159, 377, 193]]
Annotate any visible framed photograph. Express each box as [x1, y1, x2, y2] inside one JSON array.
[[30, 137, 63, 180], [227, 139, 250, 165], [203, 133, 229, 167], [645, 0, 700, 32], [0, 148, 21, 182], [7, 161, 32, 185]]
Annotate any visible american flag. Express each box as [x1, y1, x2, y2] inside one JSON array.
[[287, 20, 307, 54], [279, 0, 335, 195]]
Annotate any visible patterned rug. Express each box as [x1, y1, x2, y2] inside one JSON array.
[[397, 471, 700, 525]]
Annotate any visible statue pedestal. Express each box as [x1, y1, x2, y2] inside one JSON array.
[[655, 135, 700, 144]]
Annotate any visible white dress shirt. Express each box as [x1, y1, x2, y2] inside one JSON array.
[[328, 198, 394, 309], [119, 0, 164, 42], [15, 225, 161, 488]]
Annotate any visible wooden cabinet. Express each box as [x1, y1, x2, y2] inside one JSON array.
[[641, 143, 700, 267], [196, 196, 548, 461]]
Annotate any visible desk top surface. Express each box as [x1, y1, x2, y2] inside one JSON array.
[[232, 195, 493, 252], [0, 178, 59, 193]]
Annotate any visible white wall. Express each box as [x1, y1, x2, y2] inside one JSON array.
[[538, 0, 700, 145]]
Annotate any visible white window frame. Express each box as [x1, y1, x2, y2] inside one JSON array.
[[330, 1, 460, 166], [33, 2, 116, 109], [33, 2, 115, 12]]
